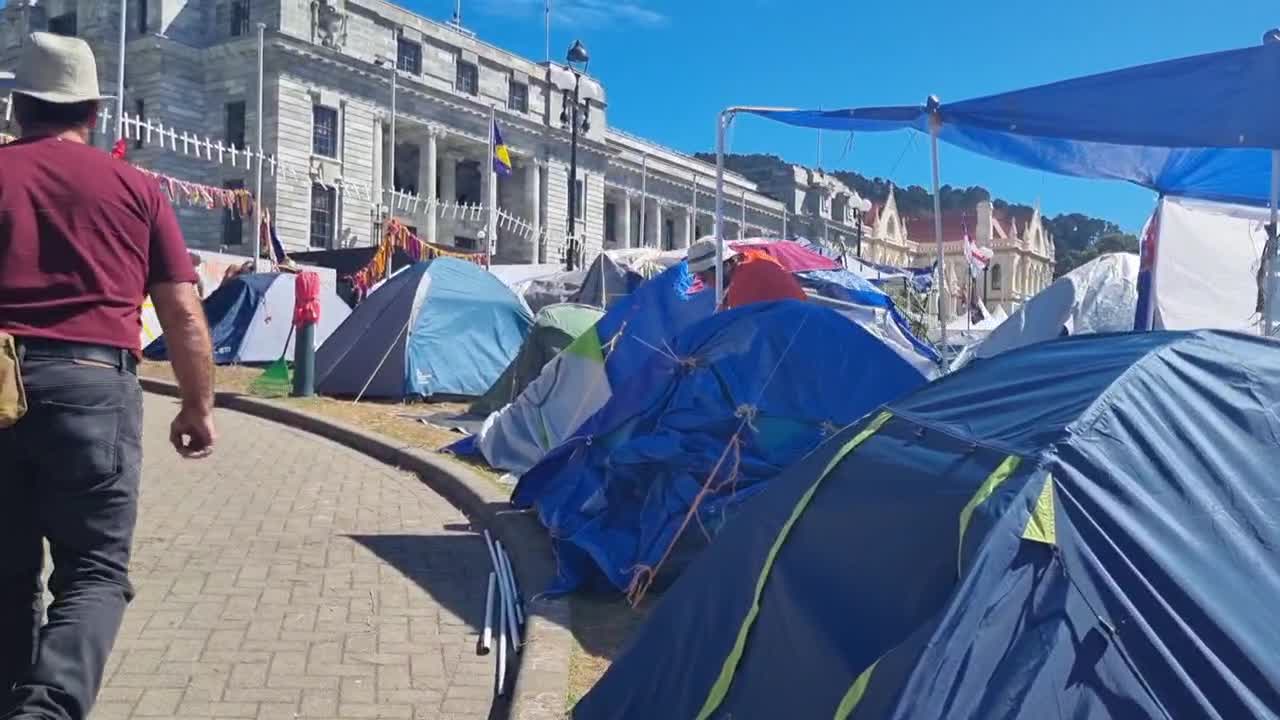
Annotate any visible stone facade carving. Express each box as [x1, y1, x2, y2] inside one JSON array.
[[312, 0, 347, 50]]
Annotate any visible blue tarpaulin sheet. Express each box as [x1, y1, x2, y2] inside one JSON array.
[[742, 43, 1280, 206], [513, 300, 927, 593]]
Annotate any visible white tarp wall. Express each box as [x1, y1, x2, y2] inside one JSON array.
[[139, 250, 339, 349], [1157, 198, 1268, 333], [236, 276, 352, 364]]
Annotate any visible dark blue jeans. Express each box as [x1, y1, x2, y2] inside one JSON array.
[[0, 359, 143, 720]]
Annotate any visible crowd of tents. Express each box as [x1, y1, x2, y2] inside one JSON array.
[[141, 233, 1280, 718], [134, 30, 1280, 720]]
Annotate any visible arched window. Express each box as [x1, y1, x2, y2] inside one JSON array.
[[990, 263, 1003, 290]]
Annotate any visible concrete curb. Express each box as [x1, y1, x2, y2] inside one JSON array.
[[139, 378, 571, 720]]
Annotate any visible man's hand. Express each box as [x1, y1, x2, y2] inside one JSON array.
[[151, 280, 215, 458], [170, 404, 216, 458]]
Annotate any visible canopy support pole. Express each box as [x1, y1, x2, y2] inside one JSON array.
[[1132, 197, 1162, 331], [928, 110, 947, 350], [715, 110, 733, 308], [1267, 151, 1280, 337]]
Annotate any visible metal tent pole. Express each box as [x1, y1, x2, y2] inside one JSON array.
[[928, 106, 947, 349], [714, 111, 730, 307], [1267, 151, 1280, 337], [252, 24, 266, 271]]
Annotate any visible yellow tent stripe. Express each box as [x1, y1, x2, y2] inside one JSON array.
[[833, 659, 880, 720], [694, 411, 894, 720], [957, 455, 1022, 574], [1022, 475, 1057, 545]]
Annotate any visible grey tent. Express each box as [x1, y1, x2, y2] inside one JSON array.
[[468, 303, 603, 415]]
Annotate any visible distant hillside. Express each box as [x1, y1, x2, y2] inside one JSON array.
[[700, 153, 1139, 277]]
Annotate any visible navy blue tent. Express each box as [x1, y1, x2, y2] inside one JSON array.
[[315, 258, 532, 398], [144, 272, 350, 364], [740, 41, 1280, 207], [513, 300, 928, 594], [577, 330, 1280, 720]]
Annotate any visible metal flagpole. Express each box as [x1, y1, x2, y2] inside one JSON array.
[[389, 59, 397, 190], [115, 0, 128, 141], [928, 101, 947, 349], [252, 23, 266, 272], [544, 0, 552, 63], [385, 56, 397, 279], [487, 106, 497, 268], [714, 111, 730, 307], [967, 273, 973, 330], [1267, 151, 1280, 336]]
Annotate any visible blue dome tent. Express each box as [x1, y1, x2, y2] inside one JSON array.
[[143, 272, 351, 365], [513, 300, 929, 594], [315, 258, 532, 399], [576, 330, 1280, 720]]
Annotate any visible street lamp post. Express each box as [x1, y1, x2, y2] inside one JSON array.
[[561, 40, 590, 271], [853, 196, 872, 258]]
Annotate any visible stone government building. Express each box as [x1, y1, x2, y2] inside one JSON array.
[[0, 0, 1052, 307]]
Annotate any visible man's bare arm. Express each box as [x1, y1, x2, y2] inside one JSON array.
[[151, 281, 217, 456], [151, 281, 213, 409]]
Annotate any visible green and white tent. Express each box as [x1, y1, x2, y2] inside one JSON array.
[[468, 303, 603, 416]]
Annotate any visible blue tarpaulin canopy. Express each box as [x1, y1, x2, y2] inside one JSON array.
[[740, 42, 1280, 207]]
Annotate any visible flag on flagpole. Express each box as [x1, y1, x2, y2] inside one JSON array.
[[962, 227, 993, 278], [492, 119, 513, 177]]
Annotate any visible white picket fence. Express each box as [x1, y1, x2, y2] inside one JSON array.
[[96, 106, 554, 244]]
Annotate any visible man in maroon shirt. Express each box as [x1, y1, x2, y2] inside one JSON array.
[[0, 33, 216, 720]]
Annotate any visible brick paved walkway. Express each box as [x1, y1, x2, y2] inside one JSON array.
[[88, 394, 497, 720]]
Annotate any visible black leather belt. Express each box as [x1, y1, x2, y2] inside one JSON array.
[[16, 338, 138, 375]]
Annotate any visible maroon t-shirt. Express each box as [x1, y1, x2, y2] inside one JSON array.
[[0, 136, 197, 352]]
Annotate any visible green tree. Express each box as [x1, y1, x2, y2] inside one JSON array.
[[706, 153, 1138, 277]]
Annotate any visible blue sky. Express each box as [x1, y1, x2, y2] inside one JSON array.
[[405, 0, 1277, 231]]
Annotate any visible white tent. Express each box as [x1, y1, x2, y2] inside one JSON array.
[[1156, 197, 1268, 334], [953, 253, 1140, 369]]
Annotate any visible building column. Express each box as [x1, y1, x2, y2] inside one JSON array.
[[372, 118, 385, 207], [647, 199, 663, 248], [439, 153, 458, 246], [620, 193, 632, 249], [423, 127, 439, 243], [680, 208, 693, 249], [525, 161, 541, 262]]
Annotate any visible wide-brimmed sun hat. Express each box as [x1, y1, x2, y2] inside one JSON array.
[[686, 238, 738, 274], [10, 32, 113, 104]]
